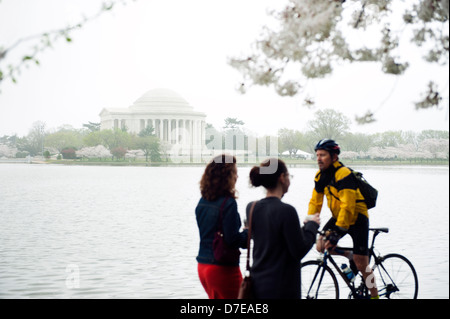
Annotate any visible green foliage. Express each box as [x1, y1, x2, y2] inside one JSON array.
[[307, 109, 351, 141], [45, 129, 84, 152], [135, 135, 160, 162], [82, 122, 101, 132], [278, 128, 308, 155], [419, 129, 449, 140], [139, 124, 155, 137], [2, 116, 447, 163], [84, 129, 131, 150], [15, 151, 29, 158], [19, 121, 46, 156], [339, 133, 373, 153], [276, 109, 449, 160]]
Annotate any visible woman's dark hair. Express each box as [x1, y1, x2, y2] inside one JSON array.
[[249, 158, 288, 190], [200, 154, 237, 201]]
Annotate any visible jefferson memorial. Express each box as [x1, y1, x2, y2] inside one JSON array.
[[99, 88, 207, 152]]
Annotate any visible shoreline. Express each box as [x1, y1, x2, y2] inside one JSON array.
[[1, 158, 448, 167]]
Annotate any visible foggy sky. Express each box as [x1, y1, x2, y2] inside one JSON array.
[[0, 0, 448, 137]]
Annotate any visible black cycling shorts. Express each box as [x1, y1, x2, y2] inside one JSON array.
[[323, 214, 369, 256]]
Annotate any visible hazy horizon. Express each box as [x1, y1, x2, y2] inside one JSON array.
[[1, 0, 448, 138]]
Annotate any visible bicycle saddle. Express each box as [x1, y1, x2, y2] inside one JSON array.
[[369, 227, 389, 233]]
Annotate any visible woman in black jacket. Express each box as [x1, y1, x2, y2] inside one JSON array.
[[247, 158, 320, 299]]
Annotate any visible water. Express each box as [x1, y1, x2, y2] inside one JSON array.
[[0, 163, 448, 299]]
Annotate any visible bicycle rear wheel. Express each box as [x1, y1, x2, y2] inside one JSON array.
[[373, 253, 419, 299], [300, 260, 339, 299]]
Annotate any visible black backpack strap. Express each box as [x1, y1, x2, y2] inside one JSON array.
[[327, 184, 341, 201], [327, 163, 347, 201], [330, 165, 366, 204], [329, 163, 344, 186]]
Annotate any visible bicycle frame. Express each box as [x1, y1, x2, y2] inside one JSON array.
[[314, 250, 361, 298], [303, 227, 417, 299], [366, 228, 405, 298], [311, 228, 391, 299]]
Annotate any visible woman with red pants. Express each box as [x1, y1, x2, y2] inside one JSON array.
[[195, 154, 248, 299]]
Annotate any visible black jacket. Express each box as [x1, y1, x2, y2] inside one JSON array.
[[196, 196, 248, 266], [246, 197, 319, 299]]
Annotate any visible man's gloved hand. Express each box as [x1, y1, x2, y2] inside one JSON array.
[[326, 231, 341, 246], [325, 227, 347, 246]]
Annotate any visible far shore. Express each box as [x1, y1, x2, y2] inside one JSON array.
[[1, 158, 448, 167]]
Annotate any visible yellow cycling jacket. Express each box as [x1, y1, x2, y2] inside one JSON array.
[[307, 161, 368, 230]]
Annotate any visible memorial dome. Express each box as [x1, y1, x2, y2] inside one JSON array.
[[99, 88, 206, 146], [130, 88, 194, 113]]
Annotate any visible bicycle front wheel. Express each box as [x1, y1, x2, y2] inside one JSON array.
[[300, 260, 339, 299], [373, 253, 419, 299]]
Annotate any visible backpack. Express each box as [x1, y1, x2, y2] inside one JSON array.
[[330, 165, 378, 210]]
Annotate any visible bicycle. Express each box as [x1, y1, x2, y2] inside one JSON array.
[[300, 227, 419, 299]]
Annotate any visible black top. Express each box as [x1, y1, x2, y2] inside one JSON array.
[[246, 197, 319, 299]]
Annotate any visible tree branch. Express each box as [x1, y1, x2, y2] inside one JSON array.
[[0, 0, 135, 87]]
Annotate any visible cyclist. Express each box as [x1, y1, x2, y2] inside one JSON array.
[[307, 139, 379, 299]]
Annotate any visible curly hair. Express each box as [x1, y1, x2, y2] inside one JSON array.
[[200, 154, 237, 201]]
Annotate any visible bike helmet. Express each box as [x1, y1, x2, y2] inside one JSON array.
[[314, 139, 341, 155]]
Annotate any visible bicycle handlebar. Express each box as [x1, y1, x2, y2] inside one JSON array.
[[319, 227, 389, 252], [319, 227, 389, 235]]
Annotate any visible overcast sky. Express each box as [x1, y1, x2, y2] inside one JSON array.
[[0, 0, 448, 138]]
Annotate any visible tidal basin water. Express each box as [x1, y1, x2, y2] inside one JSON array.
[[0, 163, 448, 299]]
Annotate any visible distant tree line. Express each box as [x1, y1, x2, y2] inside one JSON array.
[[277, 109, 449, 162], [0, 109, 448, 163], [209, 111, 448, 162], [0, 121, 162, 162]]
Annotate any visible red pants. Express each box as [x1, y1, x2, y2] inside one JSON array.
[[198, 263, 243, 299]]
